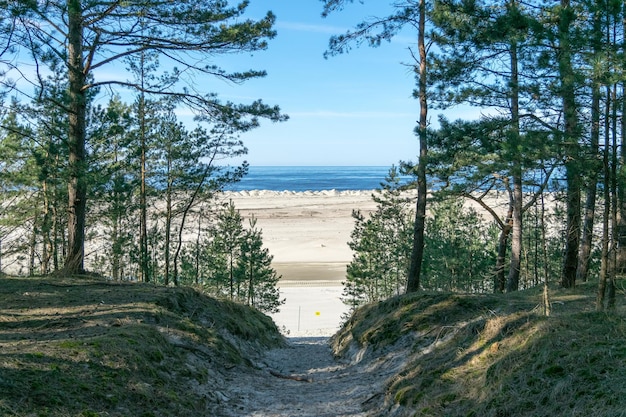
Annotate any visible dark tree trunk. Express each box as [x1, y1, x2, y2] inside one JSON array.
[[577, 89, 600, 283], [558, 0, 581, 289], [506, 174, 523, 292], [577, 5, 602, 283], [138, 52, 150, 283], [407, 0, 427, 293], [495, 207, 512, 293], [506, 36, 522, 292], [616, 3, 626, 274], [64, 0, 87, 275], [597, 86, 611, 311]]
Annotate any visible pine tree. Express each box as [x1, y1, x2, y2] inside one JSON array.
[[235, 216, 284, 314], [422, 198, 499, 292], [1, 1, 285, 274], [322, 0, 433, 293], [211, 200, 245, 300], [343, 167, 414, 311], [88, 96, 136, 280]]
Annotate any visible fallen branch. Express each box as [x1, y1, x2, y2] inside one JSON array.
[[269, 370, 313, 383]]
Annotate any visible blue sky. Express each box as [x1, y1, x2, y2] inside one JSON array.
[[8, 1, 479, 167], [209, 1, 423, 167]]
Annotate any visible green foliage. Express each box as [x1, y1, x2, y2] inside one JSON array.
[[235, 216, 285, 314], [342, 167, 414, 312], [181, 200, 284, 313], [88, 96, 137, 280], [0, 68, 74, 275], [1, 0, 286, 275], [422, 198, 499, 293]]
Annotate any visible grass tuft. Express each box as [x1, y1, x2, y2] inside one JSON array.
[[332, 281, 626, 417], [0, 275, 284, 416]]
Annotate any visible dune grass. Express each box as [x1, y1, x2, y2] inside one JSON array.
[[0, 276, 284, 417], [2, 275, 624, 417], [332, 281, 626, 417]]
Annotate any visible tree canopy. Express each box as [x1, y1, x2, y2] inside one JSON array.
[[0, 0, 286, 274]]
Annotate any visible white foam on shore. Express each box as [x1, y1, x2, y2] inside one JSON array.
[[222, 189, 384, 198]]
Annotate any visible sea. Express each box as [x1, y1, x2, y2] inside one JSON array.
[[226, 166, 410, 192]]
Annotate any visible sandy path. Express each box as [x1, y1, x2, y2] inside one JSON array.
[[216, 337, 407, 417]]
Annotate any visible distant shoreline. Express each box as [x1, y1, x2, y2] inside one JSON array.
[[226, 166, 413, 192], [222, 189, 387, 197]]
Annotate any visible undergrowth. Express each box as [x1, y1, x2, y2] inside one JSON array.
[[0, 276, 284, 417], [332, 281, 626, 417]]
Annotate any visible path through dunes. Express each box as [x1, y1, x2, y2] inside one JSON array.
[[215, 337, 408, 417]]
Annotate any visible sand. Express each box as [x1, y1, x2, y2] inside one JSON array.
[[210, 190, 519, 416], [222, 189, 513, 337], [223, 190, 379, 265], [222, 190, 382, 336]]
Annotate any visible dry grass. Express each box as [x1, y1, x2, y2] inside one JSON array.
[[0, 275, 284, 417], [332, 281, 626, 417], [2, 274, 624, 417]]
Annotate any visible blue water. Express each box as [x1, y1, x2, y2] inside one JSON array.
[[227, 166, 410, 192]]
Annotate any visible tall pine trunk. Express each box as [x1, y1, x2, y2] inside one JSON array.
[[138, 51, 150, 283], [577, 84, 600, 282], [597, 86, 612, 310], [616, 2, 626, 273], [506, 35, 523, 292], [64, 0, 87, 275], [164, 162, 173, 286], [407, 0, 427, 293], [576, 5, 602, 283], [41, 179, 53, 274], [558, 0, 581, 289], [495, 206, 513, 293], [29, 212, 38, 276], [607, 85, 618, 309], [507, 175, 523, 291]]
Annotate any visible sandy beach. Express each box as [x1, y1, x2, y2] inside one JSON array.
[[222, 189, 513, 336], [222, 190, 383, 336], [224, 190, 380, 266]]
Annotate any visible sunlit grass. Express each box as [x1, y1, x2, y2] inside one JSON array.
[[0, 275, 284, 416], [332, 281, 626, 416]]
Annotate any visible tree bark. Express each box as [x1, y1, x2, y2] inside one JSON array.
[[495, 214, 512, 293], [506, 35, 523, 292], [607, 85, 618, 310], [597, 87, 611, 311], [164, 162, 173, 286], [577, 86, 600, 283], [576, 4, 602, 283], [558, 0, 581, 289], [407, 0, 427, 293], [616, 2, 626, 273], [64, 0, 87, 275], [138, 51, 150, 283], [42, 179, 52, 275], [506, 174, 523, 292]]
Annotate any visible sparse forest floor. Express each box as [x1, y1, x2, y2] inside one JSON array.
[[1, 276, 625, 417], [214, 336, 408, 417]]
